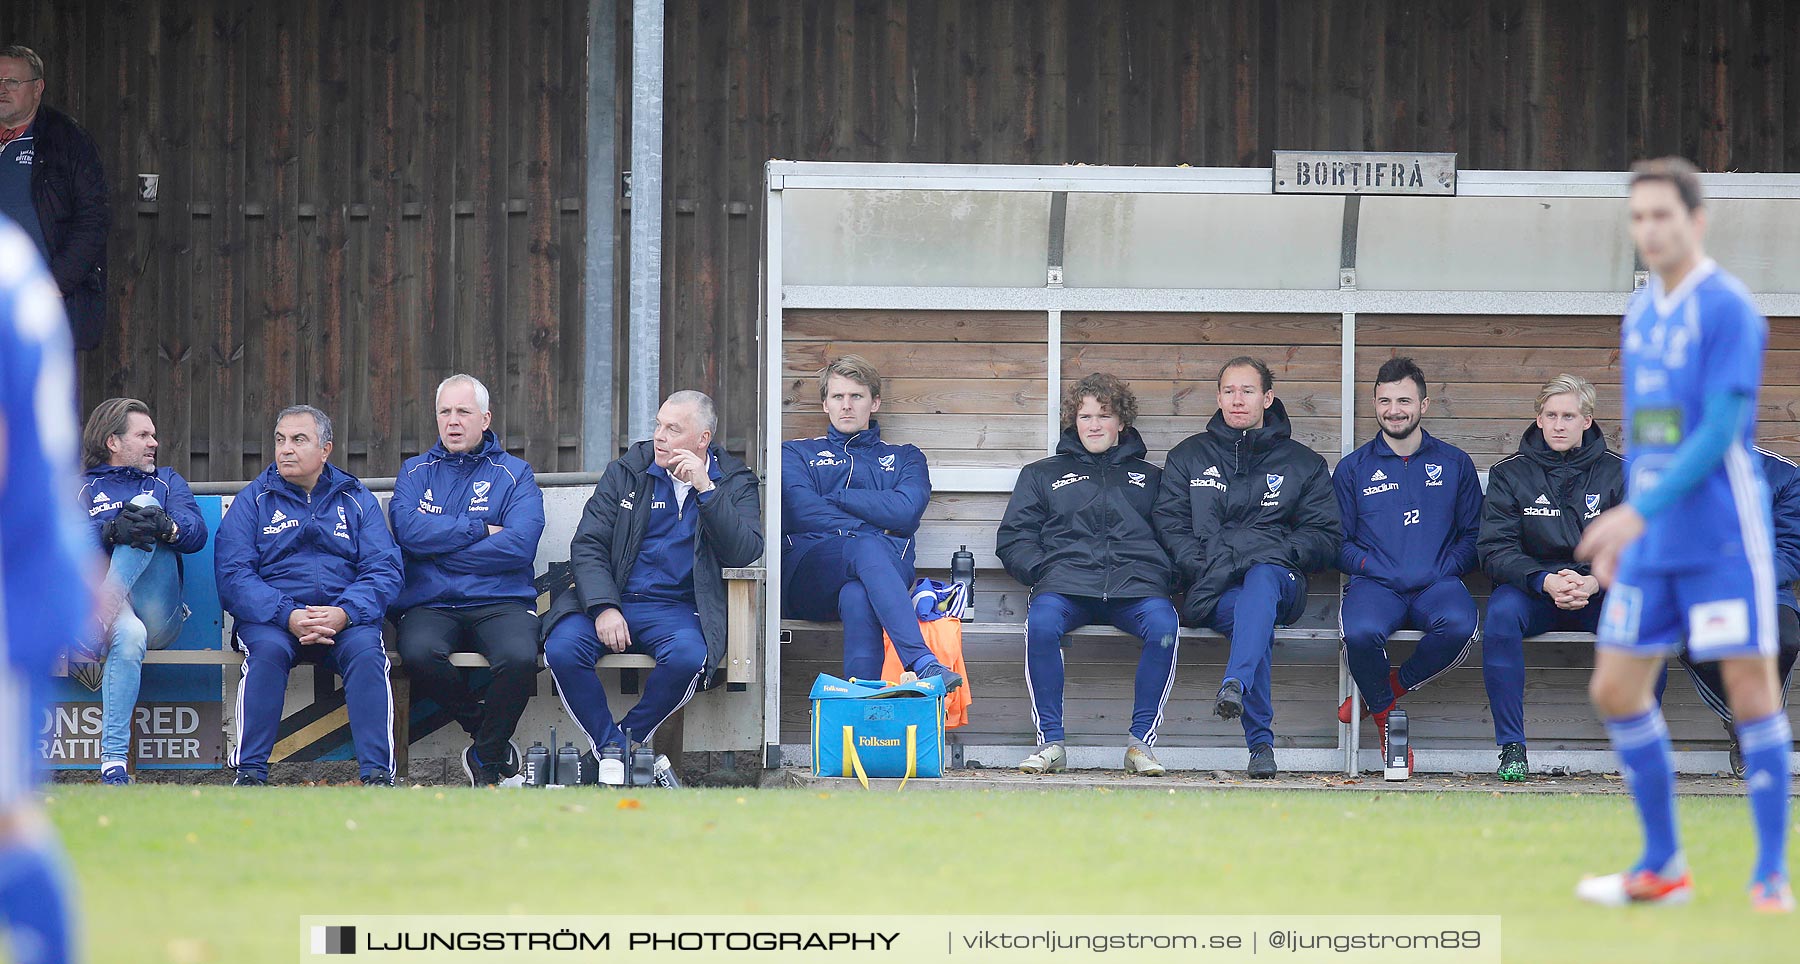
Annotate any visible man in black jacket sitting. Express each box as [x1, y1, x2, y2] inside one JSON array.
[[543, 391, 762, 787], [1477, 374, 1625, 781], [1153, 357, 1341, 778], [997, 373, 1178, 777]]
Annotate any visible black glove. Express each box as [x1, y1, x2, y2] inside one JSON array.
[[98, 514, 132, 546], [104, 506, 161, 550], [133, 505, 178, 543]]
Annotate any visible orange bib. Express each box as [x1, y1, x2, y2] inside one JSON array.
[[881, 618, 973, 728]]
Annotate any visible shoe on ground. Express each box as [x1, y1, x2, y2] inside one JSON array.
[[1247, 742, 1277, 779], [1214, 679, 1244, 720], [100, 763, 131, 786], [461, 744, 489, 787], [1124, 739, 1166, 777], [1575, 866, 1694, 906], [361, 769, 395, 787], [462, 741, 524, 787], [1019, 743, 1066, 775], [232, 771, 268, 787], [1497, 742, 1529, 782], [1750, 874, 1795, 913], [1725, 719, 1746, 779]]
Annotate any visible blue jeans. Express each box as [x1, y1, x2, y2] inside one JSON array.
[[545, 598, 708, 752], [98, 494, 189, 765], [1340, 576, 1478, 715], [1202, 564, 1303, 750], [1025, 592, 1180, 745]]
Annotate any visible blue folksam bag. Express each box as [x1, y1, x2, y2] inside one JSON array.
[[809, 673, 946, 788]]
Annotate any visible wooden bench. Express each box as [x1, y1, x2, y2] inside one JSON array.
[[783, 599, 1598, 776], [771, 306, 1728, 775], [77, 484, 768, 776], [142, 566, 765, 775]]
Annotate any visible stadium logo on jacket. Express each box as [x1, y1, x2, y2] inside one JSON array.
[[879, 454, 896, 471], [88, 489, 122, 516], [419, 487, 443, 514], [1051, 472, 1090, 491], [263, 509, 299, 536], [1425, 463, 1444, 486], [1127, 471, 1146, 488], [1192, 471, 1227, 492], [1524, 494, 1561, 517], [810, 449, 842, 467]]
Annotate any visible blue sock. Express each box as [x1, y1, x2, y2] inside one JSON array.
[[0, 837, 75, 964], [1736, 711, 1792, 884], [1606, 709, 1681, 876]]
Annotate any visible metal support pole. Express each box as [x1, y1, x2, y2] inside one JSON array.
[[761, 179, 785, 765], [582, 0, 619, 468], [627, 0, 666, 441]]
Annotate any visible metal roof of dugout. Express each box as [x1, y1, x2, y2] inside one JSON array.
[[759, 161, 1800, 771]]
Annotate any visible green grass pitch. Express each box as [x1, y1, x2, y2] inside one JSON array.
[[47, 784, 1797, 963]]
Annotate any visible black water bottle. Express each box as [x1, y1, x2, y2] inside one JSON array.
[[950, 545, 976, 617], [555, 742, 582, 787], [1384, 708, 1411, 782], [524, 741, 551, 787]]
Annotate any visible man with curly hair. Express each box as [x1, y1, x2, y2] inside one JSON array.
[[999, 373, 1178, 775]]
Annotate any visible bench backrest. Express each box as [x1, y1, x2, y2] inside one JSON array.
[[785, 307, 1800, 593]]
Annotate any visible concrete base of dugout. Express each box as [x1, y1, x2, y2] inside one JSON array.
[[766, 764, 1770, 797], [46, 753, 1776, 796], [774, 742, 1784, 779]]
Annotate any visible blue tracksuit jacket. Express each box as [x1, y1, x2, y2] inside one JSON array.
[[1333, 429, 1483, 593]]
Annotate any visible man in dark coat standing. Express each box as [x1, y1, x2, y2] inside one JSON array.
[[0, 45, 109, 350]]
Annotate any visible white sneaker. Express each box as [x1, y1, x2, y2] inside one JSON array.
[[1019, 743, 1066, 774], [1574, 868, 1693, 907], [1124, 740, 1166, 776], [596, 757, 625, 786]]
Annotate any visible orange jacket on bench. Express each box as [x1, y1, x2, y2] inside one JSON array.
[[881, 619, 972, 728]]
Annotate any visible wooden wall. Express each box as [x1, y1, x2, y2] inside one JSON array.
[[8, 1, 1799, 480], [1352, 315, 1800, 468], [671, 0, 1800, 464], [1, 0, 596, 480]]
